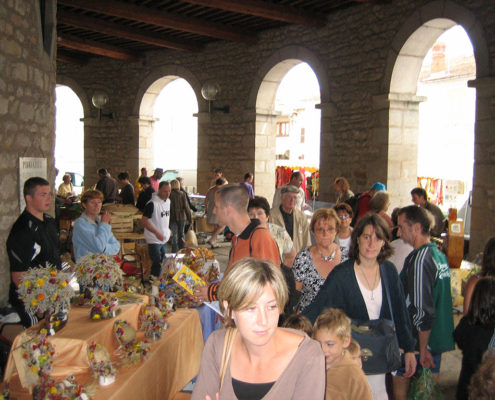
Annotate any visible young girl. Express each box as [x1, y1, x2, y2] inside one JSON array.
[[313, 308, 372, 400], [454, 276, 495, 400]]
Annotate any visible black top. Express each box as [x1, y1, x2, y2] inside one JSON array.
[[96, 175, 119, 203], [232, 377, 275, 400], [454, 317, 494, 400], [279, 205, 294, 239], [7, 210, 61, 327], [7, 210, 61, 273], [119, 183, 135, 205], [136, 187, 155, 211], [302, 259, 416, 352]]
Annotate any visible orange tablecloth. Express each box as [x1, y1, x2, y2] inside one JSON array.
[[4, 308, 204, 400]]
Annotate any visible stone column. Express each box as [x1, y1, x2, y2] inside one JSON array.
[[129, 116, 155, 180], [383, 93, 426, 209], [316, 102, 338, 202], [253, 109, 278, 201], [468, 76, 495, 257]]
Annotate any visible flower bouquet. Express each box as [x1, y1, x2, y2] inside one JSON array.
[[87, 342, 116, 386], [20, 329, 54, 387], [75, 253, 123, 293], [32, 376, 89, 400], [89, 291, 118, 321], [17, 265, 74, 333], [114, 320, 150, 365], [139, 305, 169, 340]]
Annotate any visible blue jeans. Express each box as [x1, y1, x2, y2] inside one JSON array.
[[170, 221, 186, 253], [147, 243, 167, 278]]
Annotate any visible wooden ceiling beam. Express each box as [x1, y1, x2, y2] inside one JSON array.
[[183, 0, 325, 27], [56, 49, 88, 65], [58, 10, 202, 52], [57, 33, 139, 61], [58, 0, 256, 44]]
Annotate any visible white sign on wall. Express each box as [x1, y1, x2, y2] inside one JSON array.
[[18, 157, 47, 211]]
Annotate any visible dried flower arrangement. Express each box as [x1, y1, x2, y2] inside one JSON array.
[[139, 305, 169, 340], [113, 320, 150, 364], [17, 266, 74, 316], [87, 342, 116, 386], [89, 291, 118, 321], [75, 254, 123, 291], [20, 329, 54, 386]]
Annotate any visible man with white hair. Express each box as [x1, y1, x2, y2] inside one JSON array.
[[270, 185, 311, 254]]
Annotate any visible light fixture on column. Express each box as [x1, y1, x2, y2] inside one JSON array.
[[201, 81, 229, 114], [92, 90, 114, 120]]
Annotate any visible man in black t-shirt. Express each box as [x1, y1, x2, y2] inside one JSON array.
[[7, 177, 61, 327]]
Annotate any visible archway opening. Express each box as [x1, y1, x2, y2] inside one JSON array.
[[139, 76, 198, 191], [255, 60, 321, 202], [416, 25, 475, 229], [54, 85, 84, 193]]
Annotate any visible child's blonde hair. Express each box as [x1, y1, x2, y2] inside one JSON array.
[[282, 314, 313, 337], [347, 338, 361, 356], [313, 308, 351, 341]]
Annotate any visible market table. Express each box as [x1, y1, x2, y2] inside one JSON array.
[[4, 307, 204, 400]]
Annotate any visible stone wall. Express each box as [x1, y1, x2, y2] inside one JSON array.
[[0, 0, 57, 305], [57, 0, 495, 256]]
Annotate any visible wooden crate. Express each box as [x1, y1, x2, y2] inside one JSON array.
[[110, 216, 134, 233]]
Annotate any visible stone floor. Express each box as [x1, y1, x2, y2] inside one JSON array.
[[206, 235, 462, 400]]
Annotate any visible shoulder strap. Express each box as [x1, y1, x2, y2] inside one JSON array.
[[219, 328, 237, 390], [380, 264, 395, 325]]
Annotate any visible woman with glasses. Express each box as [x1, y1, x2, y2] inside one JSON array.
[[292, 208, 342, 312], [303, 214, 416, 399], [334, 203, 353, 262]]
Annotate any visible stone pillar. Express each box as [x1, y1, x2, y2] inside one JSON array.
[[468, 76, 495, 257], [384, 93, 426, 209], [253, 109, 278, 202], [317, 102, 338, 202], [131, 116, 155, 180]]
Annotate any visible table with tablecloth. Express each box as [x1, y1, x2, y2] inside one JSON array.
[[4, 304, 204, 400]]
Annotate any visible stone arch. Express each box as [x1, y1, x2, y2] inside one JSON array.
[[131, 65, 201, 172], [381, 1, 491, 255], [56, 75, 91, 118], [247, 46, 329, 200]]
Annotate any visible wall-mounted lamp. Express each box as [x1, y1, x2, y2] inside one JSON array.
[[92, 90, 114, 120], [201, 82, 229, 114]]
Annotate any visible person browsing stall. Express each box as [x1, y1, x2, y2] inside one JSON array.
[[72, 189, 120, 262], [292, 208, 342, 312], [303, 214, 416, 400], [196, 184, 280, 302], [141, 181, 171, 280], [192, 258, 326, 400], [270, 185, 311, 254]]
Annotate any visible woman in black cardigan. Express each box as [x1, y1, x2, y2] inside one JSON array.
[[303, 213, 416, 399]]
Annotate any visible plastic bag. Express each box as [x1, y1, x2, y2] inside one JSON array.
[[408, 368, 443, 400]]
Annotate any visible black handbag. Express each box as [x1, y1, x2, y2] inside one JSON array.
[[351, 265, 401, 375]]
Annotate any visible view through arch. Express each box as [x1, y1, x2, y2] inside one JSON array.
[[417, 25, 475, 231], [255, 60, 321, 202], [54, 85, 84, 191], [140, 77, 198, 191]]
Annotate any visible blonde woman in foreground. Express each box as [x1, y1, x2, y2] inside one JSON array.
[[191, 258, 325, 400]]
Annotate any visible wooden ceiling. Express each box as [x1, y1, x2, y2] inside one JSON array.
[[56, 0, 384, 64]]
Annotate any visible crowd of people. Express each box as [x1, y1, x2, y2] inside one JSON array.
[[6, 170, 495, 400]]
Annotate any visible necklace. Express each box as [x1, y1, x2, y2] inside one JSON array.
[[359, 265, 379, 300], [319, 249, 335, 262]]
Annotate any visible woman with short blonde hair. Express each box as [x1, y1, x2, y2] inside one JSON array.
[[192, 258, 325, 400]]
